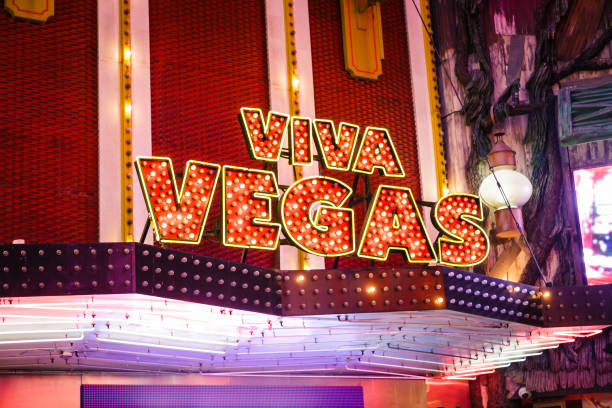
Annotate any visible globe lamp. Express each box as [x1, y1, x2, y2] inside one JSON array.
[[478, 138, 532, 239]]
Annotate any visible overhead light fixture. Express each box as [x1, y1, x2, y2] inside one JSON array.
[[479, 133, 533, 239]]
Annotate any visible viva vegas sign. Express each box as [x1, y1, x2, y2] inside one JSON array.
[[135, 108, 490, 267]]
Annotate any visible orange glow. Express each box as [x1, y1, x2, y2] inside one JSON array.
[[367, 286, 376, 294]]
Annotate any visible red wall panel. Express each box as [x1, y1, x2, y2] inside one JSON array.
[[308, 0, 423, 268], [149, 0, 273, 267], [0, 2, 99, 243]]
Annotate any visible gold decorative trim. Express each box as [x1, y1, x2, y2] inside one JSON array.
[[420, 0, 447, 196], [120, 0, 133, 241], [339, 0, 384, 81], [283, 0, 307, 269], [4, 0, 54, 23]]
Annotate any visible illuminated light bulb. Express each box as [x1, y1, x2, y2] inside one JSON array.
[[297, 275, 305, 282], [367, 286, 376, 294], [123, 48, 132, 61], [543, 291, 550, 298], [124, 103, 132, 116], [292, 75, 299, 89], [435, 297, 444, 304]]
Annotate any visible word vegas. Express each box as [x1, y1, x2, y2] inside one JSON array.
[[136, 108, 490, 267]]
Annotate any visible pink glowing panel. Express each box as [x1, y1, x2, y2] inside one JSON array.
[[573, 165, 612, 285]]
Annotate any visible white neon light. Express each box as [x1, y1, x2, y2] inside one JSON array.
[[0, 328, 94, 336], [502, 344, 561, 353], [443, 374, 478, 380], [236, 345, 378, 355], [360, 360, 445, 373], [204, 367, 337, 376], [345, 365, 428, 379], [97, 338, 226, 354], [103, 329, 238, 346], [0, 333, 84, 345], [452, 362, 511, 374], [373, 354, 444, 366], [553, 329, 602, 338]]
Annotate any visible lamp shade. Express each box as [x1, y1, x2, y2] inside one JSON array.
[[478, 167, 533, 211]]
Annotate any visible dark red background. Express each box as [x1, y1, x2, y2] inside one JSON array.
[[0, 2, 98, 243]]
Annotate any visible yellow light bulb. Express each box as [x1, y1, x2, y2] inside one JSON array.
[[292, 75, 299, 90], [123, 48, 132, 61], [124, 103, 132, 116]]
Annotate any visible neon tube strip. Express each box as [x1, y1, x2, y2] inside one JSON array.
[[359, 360, 446, 373], [0, 307, 261, 330], [0, 317, 92, 324], [0, 316, 251, 339], [97, 337, 226, 354], [202, 360, 345, 371], [461, 354, 540, 367], [502, 344, 562, 353], [89, 345, 364, 364], [79, 346, 217, 364], [235, 345, 378, 355], [443, 375, 477, 380], [447, 369, 495, 377], [236, 337, 397, 348], [56, 354, 215, 372], [102, 329, 238, 346], [107, 322, 251, 338], [0, 333, 84, 345], [553, 329, 602, 338], [0, 328, 94, 335], [372, 353, 445, 366], [426, 380, 471, 385], [345, 366, 428, 379], [452, 362, 511, 374], [0, 302, 268, 328], [203, 367, 338, 376]]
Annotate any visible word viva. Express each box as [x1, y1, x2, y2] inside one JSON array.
[[136, 108, 491, 267]]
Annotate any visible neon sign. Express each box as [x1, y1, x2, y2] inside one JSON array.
[[136, 108, 491, 267]]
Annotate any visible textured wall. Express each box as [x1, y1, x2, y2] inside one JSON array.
[[0, 2, 98, 243]]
